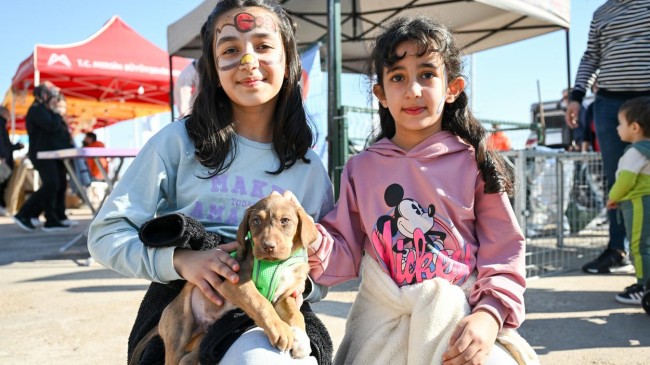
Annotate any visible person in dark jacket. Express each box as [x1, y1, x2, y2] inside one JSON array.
[[13, 83, 73, 232], [0, 106, 25, 214]]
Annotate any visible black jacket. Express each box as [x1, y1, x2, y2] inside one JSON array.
[[25, 102, 73, 160], [0, 116, 23, 167]]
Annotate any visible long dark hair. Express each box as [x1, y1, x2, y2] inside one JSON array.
[[368, 16, 514, 195], [187, 0, 313, 176]]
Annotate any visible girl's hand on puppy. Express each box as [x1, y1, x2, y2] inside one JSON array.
[[442, 309, 499, 365], [173, 242, 240, 306]]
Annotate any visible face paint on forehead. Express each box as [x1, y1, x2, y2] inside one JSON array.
[[216, 12, 278, 34]]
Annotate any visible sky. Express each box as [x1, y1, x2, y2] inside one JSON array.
[[1, 0, 604, 126]]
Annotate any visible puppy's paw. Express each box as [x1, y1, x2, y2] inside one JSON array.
[[290, 326, 311, 359], [265, 319, 294, 353]]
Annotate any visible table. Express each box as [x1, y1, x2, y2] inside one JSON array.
[[37, 147, 139, 255]]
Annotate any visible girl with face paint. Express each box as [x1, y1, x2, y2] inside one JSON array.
[[88, 1, 333, 364], [301, 16, 534, 365]]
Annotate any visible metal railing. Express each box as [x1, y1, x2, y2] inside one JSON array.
[[504, 150, 607, 278]]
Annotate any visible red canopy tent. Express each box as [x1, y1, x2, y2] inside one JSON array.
[[6, 15, 190, 133]]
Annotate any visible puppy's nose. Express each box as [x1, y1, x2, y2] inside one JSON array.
[[262, 241, 276, 253]]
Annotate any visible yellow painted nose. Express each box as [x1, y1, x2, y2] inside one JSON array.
[[240, 53, 255, 65]]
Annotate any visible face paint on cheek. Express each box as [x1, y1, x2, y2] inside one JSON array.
[[261, 51, 284, 66], [216, 55, 241, 71]]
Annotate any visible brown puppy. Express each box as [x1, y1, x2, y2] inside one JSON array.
[[130, 194, 319, 365]]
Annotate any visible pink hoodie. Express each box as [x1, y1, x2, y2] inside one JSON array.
[[309, 131, 526, 329]]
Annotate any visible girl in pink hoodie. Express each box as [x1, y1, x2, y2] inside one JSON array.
[[305, 16, 533, 365]]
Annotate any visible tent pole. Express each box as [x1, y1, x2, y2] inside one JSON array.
[[169, 55, 175, 122], [565, 28, 573, 145], [565, 28, 571, 94], [327, 0, 344, 198]]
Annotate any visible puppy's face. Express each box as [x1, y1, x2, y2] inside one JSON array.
[[237, 195, 317, 261]]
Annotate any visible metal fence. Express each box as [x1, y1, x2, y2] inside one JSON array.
[[504, 150, 608, 278]]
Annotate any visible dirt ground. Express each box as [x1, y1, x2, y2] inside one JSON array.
[[0, 212, 648, 364]]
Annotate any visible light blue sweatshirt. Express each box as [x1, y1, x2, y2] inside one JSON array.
[[88, 119, 334, 295]]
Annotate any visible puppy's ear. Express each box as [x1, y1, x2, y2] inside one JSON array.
[[296, 208, 319, 249], [236, 208, 252, 258]]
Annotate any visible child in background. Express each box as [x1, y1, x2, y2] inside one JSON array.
[[606, 96, 650, 305], [81, 132, 108, 180], [88, 1, 334, 364], [486, 123, 512, 151], [303, 16, 537, 365]]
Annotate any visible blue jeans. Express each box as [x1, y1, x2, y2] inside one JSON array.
[[593, 94, 629, 252]]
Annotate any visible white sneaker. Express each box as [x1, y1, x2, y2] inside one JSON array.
[[0, 206, 8, 217], [615, 284, 644, 305], [61, 219, 79, 227]]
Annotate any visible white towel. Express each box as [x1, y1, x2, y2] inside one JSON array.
[[334, 256, 539, 365]]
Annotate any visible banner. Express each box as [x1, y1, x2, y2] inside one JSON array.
[[301, 44, 328, 168]]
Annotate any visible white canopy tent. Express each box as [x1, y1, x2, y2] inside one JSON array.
[[168, 0, 219, 59], [168, 0, 569, 70]]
